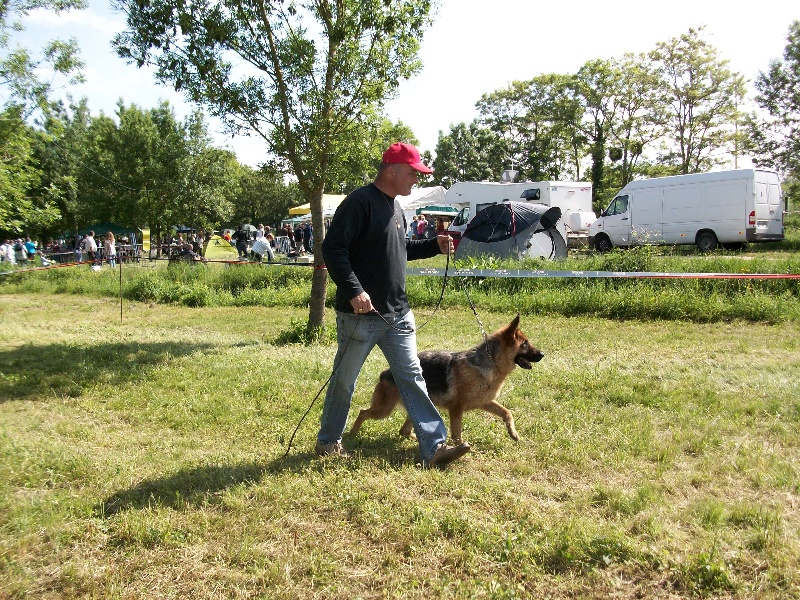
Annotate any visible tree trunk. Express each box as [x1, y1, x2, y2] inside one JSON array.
[[307, 187, 327, 334]]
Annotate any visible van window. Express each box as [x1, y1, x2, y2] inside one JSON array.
[[606, 194, 629, 216], [452, 208, 470, 226]]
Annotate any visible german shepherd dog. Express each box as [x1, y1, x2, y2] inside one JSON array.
[[349, 315, 543, 443]]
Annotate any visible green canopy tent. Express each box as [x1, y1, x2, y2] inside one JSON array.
[[75, 223, 139, 237], [415, 205, 460, 217]]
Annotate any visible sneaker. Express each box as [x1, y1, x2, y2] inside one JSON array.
[[315, 441, 351, 458], [425, 442, 470, 469]]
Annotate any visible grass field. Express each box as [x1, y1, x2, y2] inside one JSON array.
[[1, 293, 798, 598]]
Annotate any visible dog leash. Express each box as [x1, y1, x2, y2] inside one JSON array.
[[283, 318, 361, 457], [283, 244, 453, 456], [370, 243, 452, 333]]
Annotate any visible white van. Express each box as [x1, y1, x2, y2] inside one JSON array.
[[445, 181, 595, 249], [588, 169, 784, 252]]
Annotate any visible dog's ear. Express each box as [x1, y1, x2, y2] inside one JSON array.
[[504, 314, 520, 337]]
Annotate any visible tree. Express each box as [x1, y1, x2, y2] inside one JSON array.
[[231, 164, 303, 228], [114, 0, 436, 333], [34, 98, 93, 236], [0, 0, 85, 235], [476, 74, 582, 182], [0, 106, 59, 234], [72, 101, 237, 244], [649, 27, 746, 175], [321, 113, 419, 194], [431, 121, 504, 186], [605, 53, 669, 191], [747, 20, 800, 206], [1, 0, 86, 115], [568, 59, 623, 205]]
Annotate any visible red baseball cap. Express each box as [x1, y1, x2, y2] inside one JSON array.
[[382, 142, 432, 174]]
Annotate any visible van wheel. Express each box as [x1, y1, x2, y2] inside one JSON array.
[[696, 231, 718, 252], [594, 235, 613, 252]]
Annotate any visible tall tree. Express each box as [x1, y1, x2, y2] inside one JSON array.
[[747, 20, 800, 206], [322, 114, 419, 194], [569, 59, 622, 205], [0, 0, 85, 235], [649, 27, 746, 174], [232, 164, 303, 228], [605, 53, 669, 190], [1, 0, 86, 115], [0, 106, 59, 234], [114, 0, 436, 333], [476, 74, 582, 182], [34, 98, 93, 236], [431, 121, 504, 186]]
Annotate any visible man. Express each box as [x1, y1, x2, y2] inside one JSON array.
[[82, 231, 98, 266], [233, 225, 249, 258], [24, 238, 36, 260], [318, 142, 470, 469], [250, 235, 274, 262]]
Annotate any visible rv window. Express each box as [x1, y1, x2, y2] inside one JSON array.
[[606, 195, 629, 216], [476, 202, 496, 214], [520, 189, 541, 200]]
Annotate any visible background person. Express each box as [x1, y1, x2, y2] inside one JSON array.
[[81, 231, 98, 269], [24, 238, 36, 260], [250, 235, 274, 262], [233, 225, 249, 258], [416, 214, 428, 240], [318, 142, 470, 469], [104, 232, 117, 268]]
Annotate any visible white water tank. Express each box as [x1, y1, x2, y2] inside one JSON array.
[[567, 211, 597, 233]]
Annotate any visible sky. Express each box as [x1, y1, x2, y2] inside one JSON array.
[[15, 0, 799, 168]]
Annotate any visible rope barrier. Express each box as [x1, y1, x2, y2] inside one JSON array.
[[0, 255, 320, 276], [407, 267, 800, 280]]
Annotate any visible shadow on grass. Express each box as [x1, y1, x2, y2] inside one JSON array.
[[97, 460, 269, 517], [97, 440, 419, 517], [0, 340, 220, 402]]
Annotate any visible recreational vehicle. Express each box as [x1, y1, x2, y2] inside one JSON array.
[[444, 181, 595, 250]]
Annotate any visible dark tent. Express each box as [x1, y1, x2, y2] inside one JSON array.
[[455, 201, 567, 260], [75, 223, 139, 237]]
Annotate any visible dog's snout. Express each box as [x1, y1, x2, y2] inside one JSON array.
[[533, 349, 544, 362]]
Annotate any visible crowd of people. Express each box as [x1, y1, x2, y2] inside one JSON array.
[[408, 214, 448, 240], [1, 216, 414, 269], [0, 238, 38, 266]]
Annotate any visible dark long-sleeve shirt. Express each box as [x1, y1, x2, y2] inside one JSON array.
[[322, 183, 441, 316]]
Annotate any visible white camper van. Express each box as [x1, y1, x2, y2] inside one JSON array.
[[445, 181, 595, 249], [588, 169, 784, 252]]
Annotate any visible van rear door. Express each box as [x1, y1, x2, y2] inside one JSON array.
[[754, 177, 784, 239]]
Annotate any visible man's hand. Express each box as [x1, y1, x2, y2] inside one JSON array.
[[350, 291, 373, 314], [437, 234, 455, 256]]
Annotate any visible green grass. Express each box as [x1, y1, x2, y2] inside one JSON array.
[[2, 243, 800, 324], [1, 295, 798, 598]]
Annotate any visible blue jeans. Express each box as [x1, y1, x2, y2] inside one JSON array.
[[317, 310, 447, 463]]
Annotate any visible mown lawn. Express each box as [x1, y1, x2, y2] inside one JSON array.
[[1, 293, 798, 598]]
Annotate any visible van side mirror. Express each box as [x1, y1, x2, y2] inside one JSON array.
[[600, 210, 607, 217]]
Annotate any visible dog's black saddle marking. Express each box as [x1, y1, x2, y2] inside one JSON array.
[[380, 351, 451, 397]]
